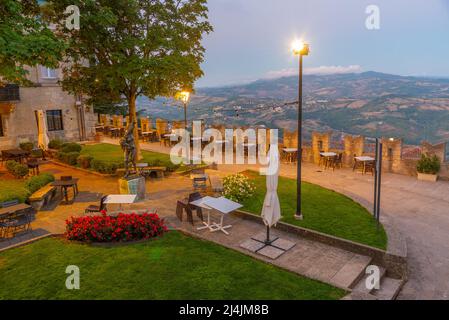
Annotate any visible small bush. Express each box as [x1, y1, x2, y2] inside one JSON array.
[[5, 160, 29, 179], [30, 148, 43, 158], [48, 139, 64, 150], [77, 155, 93, 169], [65, 212, 167, 242], [91, 159, 120, 174], [19, 142, 34, 152], [223, 173, 256, 202], [25, 173, 55, 194], [61, 142, 82, 153], [57, 151, 80, 166], [417, 154, 441, 175]]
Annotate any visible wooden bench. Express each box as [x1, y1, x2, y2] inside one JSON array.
[[28, 184, 56, 210], [140, 166, 167, 178]]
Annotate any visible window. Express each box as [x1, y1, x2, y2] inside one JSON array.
[[0, 115, 4, 136], [46, 110, 64, 131], [41, 66, 58, 79]]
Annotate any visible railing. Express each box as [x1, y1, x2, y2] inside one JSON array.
[[0, 84, 20, 102]]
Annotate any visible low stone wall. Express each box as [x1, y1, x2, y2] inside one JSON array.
[[233, 210, 408, 280]]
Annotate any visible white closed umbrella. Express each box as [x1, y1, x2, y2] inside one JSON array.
[[260, 146, 281, 244], [35, 110, 50, 150]]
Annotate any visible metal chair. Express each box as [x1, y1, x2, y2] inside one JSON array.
[[0, 211, 33, 239], [85, 195, 108, 214]]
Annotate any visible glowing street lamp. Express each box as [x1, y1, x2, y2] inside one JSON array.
[[178, 90, 191, 128], [292, 39, 309, 220]]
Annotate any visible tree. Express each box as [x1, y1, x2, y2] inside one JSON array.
[[44, 0, 213, 159], [0, 0, 64, 85]]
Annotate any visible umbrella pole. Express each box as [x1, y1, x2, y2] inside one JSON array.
[[265, 225, 270, 244]]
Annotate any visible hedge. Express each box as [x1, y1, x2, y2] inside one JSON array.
[[25, 173, 55, 194], [90, 159, 120, 174], [5, 160, 29, 179], [57, 151, 81, 165], [61, 142, 82, 153], [48, 139, 64, 150]]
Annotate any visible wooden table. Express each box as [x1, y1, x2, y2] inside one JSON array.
[[51, 179, 79, 204], [2, 149, 30, 163], [0, 203, 32, 218]]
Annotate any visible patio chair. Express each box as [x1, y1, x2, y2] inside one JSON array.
[[329, 153, 343, 171], [364, 161, 375, 175], [85, 195, 108, 214], [352, 154, 364, 172], [0, 211, 33, 239], [176, 192, 204, 225]]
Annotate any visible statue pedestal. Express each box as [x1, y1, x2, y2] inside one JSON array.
[[118, 175, 146, 201]]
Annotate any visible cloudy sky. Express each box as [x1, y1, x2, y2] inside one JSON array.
[[197, 0, 449, 87]]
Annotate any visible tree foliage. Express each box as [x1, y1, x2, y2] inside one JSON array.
[[0, 0, 65, 85]]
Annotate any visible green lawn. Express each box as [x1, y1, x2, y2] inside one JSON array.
[[241, 171, 387, 250], [0, 179, 29, 203], [80, 143, 179, 171], [0, 232, 345, 300]]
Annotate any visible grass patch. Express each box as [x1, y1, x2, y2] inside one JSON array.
[[80, 143, 179, 171], [0, 232, 345, 300], [240, 171, 387, 250], [0, 179, 29, 203]]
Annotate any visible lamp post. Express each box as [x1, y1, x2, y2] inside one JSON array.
[[179, 91, 191, 129], [292, 39, 309, 220]]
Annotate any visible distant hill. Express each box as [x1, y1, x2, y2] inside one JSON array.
[[137, 71, 449, 145]]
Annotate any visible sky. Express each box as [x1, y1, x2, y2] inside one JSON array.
[[196, 0, 449, 87]]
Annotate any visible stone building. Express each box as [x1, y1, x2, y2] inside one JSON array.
[[0, 65, 96, 150]]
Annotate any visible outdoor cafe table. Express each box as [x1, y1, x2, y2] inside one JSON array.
[[320, 152, 337, 169], [2, 149, 30, 163], [283, 148, 298, 163], [51, 178, 79, 204], [104, 194, 137, 211], [190, 196, 242, 235], [0, 203, 32, 218], [355, 156, 376, 174]]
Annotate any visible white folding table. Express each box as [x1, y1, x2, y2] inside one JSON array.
[[191, 196, 242, 235], [104, 194, 137, 210]]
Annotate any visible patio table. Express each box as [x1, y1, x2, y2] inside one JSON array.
[[51, 178, 79, 204], [104, 194, 137, 211], [355, 156, 376, 174], [283, 148, 298, 163], [2, 149, 30, 163], [320, 152, 337, 169], [191, 196, 242, 235], [0, 203, 32, 218]]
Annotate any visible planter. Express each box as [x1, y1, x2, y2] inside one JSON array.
[[417, 172, 438, 182]]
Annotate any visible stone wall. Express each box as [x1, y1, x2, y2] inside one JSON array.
[[0, 81, 96, 149], [311, 132, 331, 164]]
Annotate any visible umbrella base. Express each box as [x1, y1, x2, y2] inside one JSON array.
[[251, 236, 285, 253]]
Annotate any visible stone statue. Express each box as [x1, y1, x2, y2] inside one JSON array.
[[120, 120, 137, 178]]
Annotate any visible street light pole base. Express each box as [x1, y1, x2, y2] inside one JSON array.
[[294, 214, 303, 220]]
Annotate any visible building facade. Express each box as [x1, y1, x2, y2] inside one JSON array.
[[0, 65, 96, 150]]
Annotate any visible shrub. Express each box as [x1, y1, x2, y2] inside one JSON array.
[[223, 173, 256, 202], [65, 212, 167, 242], [19, 142, 34, 152], [91, 159, 120, 174], [25, 173, 55, 194], [30, 148, 43, 158], [48, 138, 64, 150], [61, 142, 82, 153], [0, 182, 30, 203], [417, 154, 441, 175], [77, 155, 94, 169], [57, 151, 80, 165], [5, 160, 29, 179]]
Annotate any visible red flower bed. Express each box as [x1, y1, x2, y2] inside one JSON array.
[[65, 211, 167, 242]]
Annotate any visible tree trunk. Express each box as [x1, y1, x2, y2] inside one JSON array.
[[128, 93, 142, 160]]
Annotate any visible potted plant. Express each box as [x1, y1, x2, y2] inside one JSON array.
[[416, 154, 440, 182]]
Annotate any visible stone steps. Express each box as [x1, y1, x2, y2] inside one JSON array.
[[372, 277, 403, 300], [352, 266, 386, 294], [330, 254, 372, 289]]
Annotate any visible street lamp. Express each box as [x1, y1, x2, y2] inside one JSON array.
[[179, 91, 191, 129], [292, 39, 309, 220]]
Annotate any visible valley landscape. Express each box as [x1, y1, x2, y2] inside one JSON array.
[[138, 71, 449, 145]]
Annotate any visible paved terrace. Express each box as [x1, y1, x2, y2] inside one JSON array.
[[102, 137, 449, 299], [2, 138, 449, 299]]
